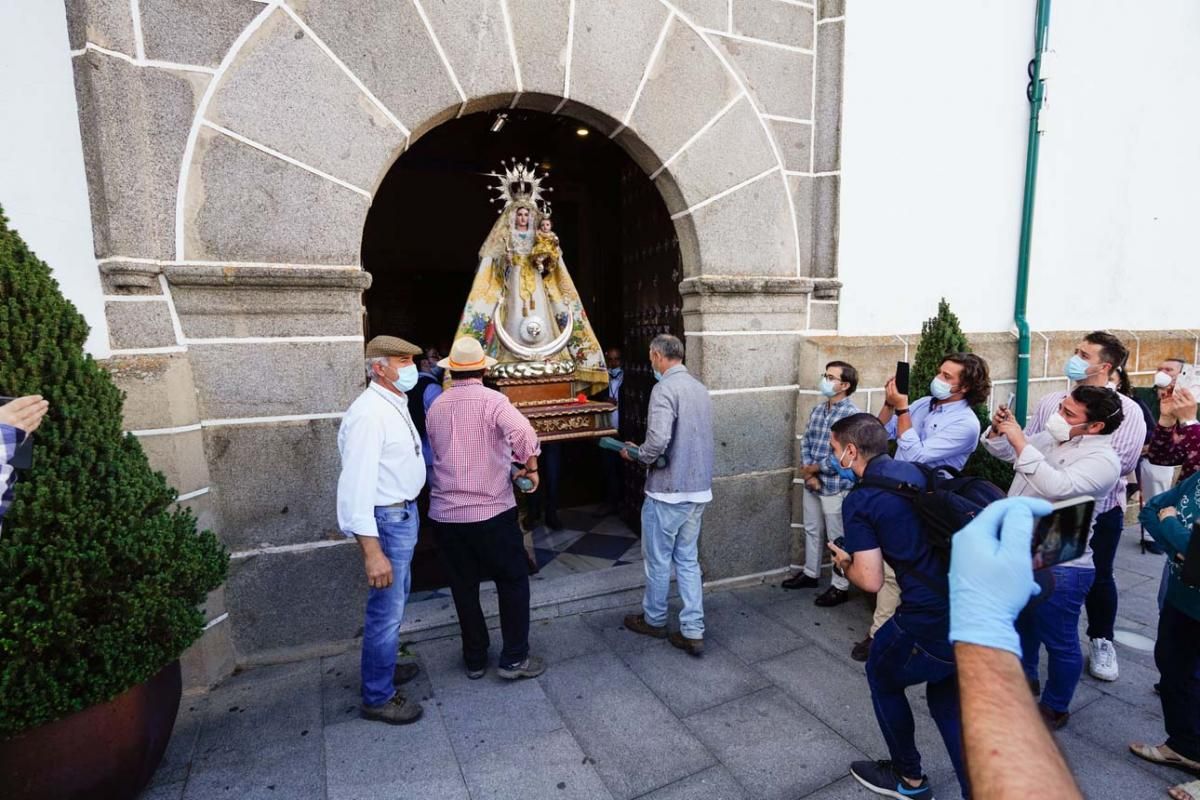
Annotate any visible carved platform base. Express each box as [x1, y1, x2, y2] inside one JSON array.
[[491, 371, 615, 442]]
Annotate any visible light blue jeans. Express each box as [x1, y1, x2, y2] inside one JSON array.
[[641, 496, 707, 639], [361, 502, 418, 707]]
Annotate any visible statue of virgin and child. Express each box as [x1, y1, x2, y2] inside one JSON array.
[[453, 160, 608, 396]]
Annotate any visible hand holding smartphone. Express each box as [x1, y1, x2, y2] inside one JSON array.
[[1031, 496, 1094, 570], [894, 362, 910, 396]]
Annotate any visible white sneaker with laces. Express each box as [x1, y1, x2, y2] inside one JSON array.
[[1089, 637, 1119, 681]]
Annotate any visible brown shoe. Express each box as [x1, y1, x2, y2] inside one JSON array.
[[393, 661, 419, 686], [1038, 704, 1069, 730], [623, 613, 668, 639], [361, 692, 423, 725], [498, 655, 546, 680], [851, 635, 872, 662], [668, 631, 704, 657]]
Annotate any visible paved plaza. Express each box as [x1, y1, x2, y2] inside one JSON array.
[[142, 530, 1172, 800]]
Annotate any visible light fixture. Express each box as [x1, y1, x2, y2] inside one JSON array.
[[575, 127, 589, 137], [490, 113, 508, 133]]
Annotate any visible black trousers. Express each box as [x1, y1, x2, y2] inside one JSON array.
[[433, 508, 531, 670], [1157, 603, 1200, 762]]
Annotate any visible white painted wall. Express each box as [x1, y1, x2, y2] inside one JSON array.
[[0, 2, 109, 356], [836, 1, 1200, 336]]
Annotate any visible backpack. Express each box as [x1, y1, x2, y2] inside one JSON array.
[[853, 463, 1005, 567]]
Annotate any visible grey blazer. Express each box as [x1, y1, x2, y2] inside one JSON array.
[[638, 364, 714, 495]]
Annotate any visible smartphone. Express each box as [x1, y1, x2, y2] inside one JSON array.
[[1006, 391, 1016, 410], [895, 361, 910, 396], [1179, 363, 1200, 394], [0, 397, 34, 470], [1031, 496, 1094, 570], [1181, 522, 1200, 588]]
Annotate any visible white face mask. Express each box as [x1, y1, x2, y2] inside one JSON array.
[[1045, 412, 1075, 443], [929, 377, 954, 401], [1154, 371, 1174, 389]]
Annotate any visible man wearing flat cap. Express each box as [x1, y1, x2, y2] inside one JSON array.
[[337, 335, 427, 724], [426, 337, 546, 681]]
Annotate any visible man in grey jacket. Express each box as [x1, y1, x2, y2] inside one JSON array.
[[621, 334, 714, 656]]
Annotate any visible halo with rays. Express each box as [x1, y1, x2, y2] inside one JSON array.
[[485, 157, 553, 216]]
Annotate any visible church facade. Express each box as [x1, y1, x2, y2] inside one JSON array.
[[7, 1, 1198, 688]]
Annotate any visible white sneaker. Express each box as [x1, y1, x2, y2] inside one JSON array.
[[1088, 638, 1119, 681]]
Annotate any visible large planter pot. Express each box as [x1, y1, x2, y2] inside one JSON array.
[[0, 660, 182, 800]]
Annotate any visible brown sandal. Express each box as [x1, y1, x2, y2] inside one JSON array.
[[1130, 743, 1200, 774]]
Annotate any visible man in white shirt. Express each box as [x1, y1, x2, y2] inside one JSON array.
[[984, 385, 1124, 729], [337, 335, 427, 725]]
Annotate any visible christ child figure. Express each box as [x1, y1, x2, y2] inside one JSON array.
[[530, 215, 561, 276]]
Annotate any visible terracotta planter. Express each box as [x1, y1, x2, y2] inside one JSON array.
[[0, 660, 182, 800]]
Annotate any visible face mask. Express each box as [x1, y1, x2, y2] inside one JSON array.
[[827, 450, 858, 483], [929, 377, 953, 401], [1045, 412, 1075, 443], [609, 367, 623, 379], [1154, 371, 1173, 389], [818, 377, 840, 398], [1064, 355, 1091, 382], [391, 364, 419, 392], [653, 369, 663, 382]]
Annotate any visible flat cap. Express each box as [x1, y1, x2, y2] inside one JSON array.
[[365, 335, 422, 358]]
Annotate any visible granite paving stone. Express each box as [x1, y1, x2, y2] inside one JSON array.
[[1062, 695, 1174, 779], [683, 686, 864, 800], [540, 651, 714, 800], [436, 674, 565, 763], [635, 765, 749, 800], [323, 710, 469, 800], [527, 614, 610, 665], [1058, 729, 1174, 797], [701, 590, 812, 663], [618, 635, 771, 717], [460, 728, 614, 800]]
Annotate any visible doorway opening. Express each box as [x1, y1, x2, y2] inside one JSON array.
[[362, 108, 683, 595]]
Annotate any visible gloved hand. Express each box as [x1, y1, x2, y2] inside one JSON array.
[[949, 496, 1053, 656]]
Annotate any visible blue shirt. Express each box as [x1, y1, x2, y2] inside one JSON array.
[[886, 396, 980, 470], [801, 397, 860, 495], [843, 454, 950, 642], [0, 424, 26, 536]]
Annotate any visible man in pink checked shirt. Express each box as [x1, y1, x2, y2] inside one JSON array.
[[427, 337, 546, 682]]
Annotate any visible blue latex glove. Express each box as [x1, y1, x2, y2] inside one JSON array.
[[949, 497, 1054, 656]]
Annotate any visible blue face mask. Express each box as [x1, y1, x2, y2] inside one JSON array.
[[929, 377, 953, 401], [609, 367, 623, 379], [392, 363, 419, 392], [818, 377, 839, 398], [827, 450, 857, 483], [1064, 354, 1090, 382], [653, 369, 663, 382]]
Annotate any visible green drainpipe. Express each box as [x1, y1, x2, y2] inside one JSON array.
[[1014, 0, 1052, 424]]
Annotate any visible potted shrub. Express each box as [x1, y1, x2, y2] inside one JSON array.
[[0, 208, 228, 799]]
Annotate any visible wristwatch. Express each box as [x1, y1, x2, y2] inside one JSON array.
[[895, 407, 910, 416]]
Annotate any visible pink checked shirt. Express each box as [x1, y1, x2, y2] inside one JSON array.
[[427, 379, 541, 523]]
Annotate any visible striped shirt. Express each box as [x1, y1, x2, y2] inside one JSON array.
[[1026, 389, 1145, 513], [800, 397, 860, 495], [0, 424, 24, 536], [427, 379, 541, 523]]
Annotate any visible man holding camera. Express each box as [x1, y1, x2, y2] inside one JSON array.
[[984, 386, 1124, 729], [826, 413, 969, 800]]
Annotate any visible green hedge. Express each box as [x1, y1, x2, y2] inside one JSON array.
[[0, 208, 227, 737]]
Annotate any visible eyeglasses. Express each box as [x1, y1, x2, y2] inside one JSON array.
[[820, 373, 843, 382]]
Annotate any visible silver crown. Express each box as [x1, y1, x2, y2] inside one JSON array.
[[486, 157, 553, 216]]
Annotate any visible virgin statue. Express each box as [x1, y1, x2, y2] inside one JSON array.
[[453, 160, 608, 396]]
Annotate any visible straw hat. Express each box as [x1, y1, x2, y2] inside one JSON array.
[[438, 337, 497, 371], [364, 335, 422, 358]]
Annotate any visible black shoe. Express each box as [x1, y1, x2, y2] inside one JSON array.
[[851, 635, 873, 662], [1143, 539, 1164, 555], [1038, 704, 1070, 730], [1027, 676, 1041, 697], [781, 572, 819, 590], [814, 587, 850, 607], [393, 661, 419, 686], [850, 760, 931, 798]]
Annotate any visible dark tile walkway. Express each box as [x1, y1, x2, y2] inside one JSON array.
[[142, 528, 1173, 800]]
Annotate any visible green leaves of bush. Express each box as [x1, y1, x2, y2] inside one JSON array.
[[0, 208, 227, 737]]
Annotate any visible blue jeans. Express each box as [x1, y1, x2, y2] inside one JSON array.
[[360, 503, 418, 707], [866, 619, 968, 798], [641, 496, 706, 639], [1018, 565, 1095, 714]]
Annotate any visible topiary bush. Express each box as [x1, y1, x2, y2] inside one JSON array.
[[910, 299, 1015, 491], [0, 207, 227, 738]]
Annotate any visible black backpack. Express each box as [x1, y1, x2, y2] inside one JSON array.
[[853, 463, 1005, 566]]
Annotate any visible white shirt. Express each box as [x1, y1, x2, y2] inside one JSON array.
[[982, 430, 1122, 569], [336, 383, 427, 538]]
